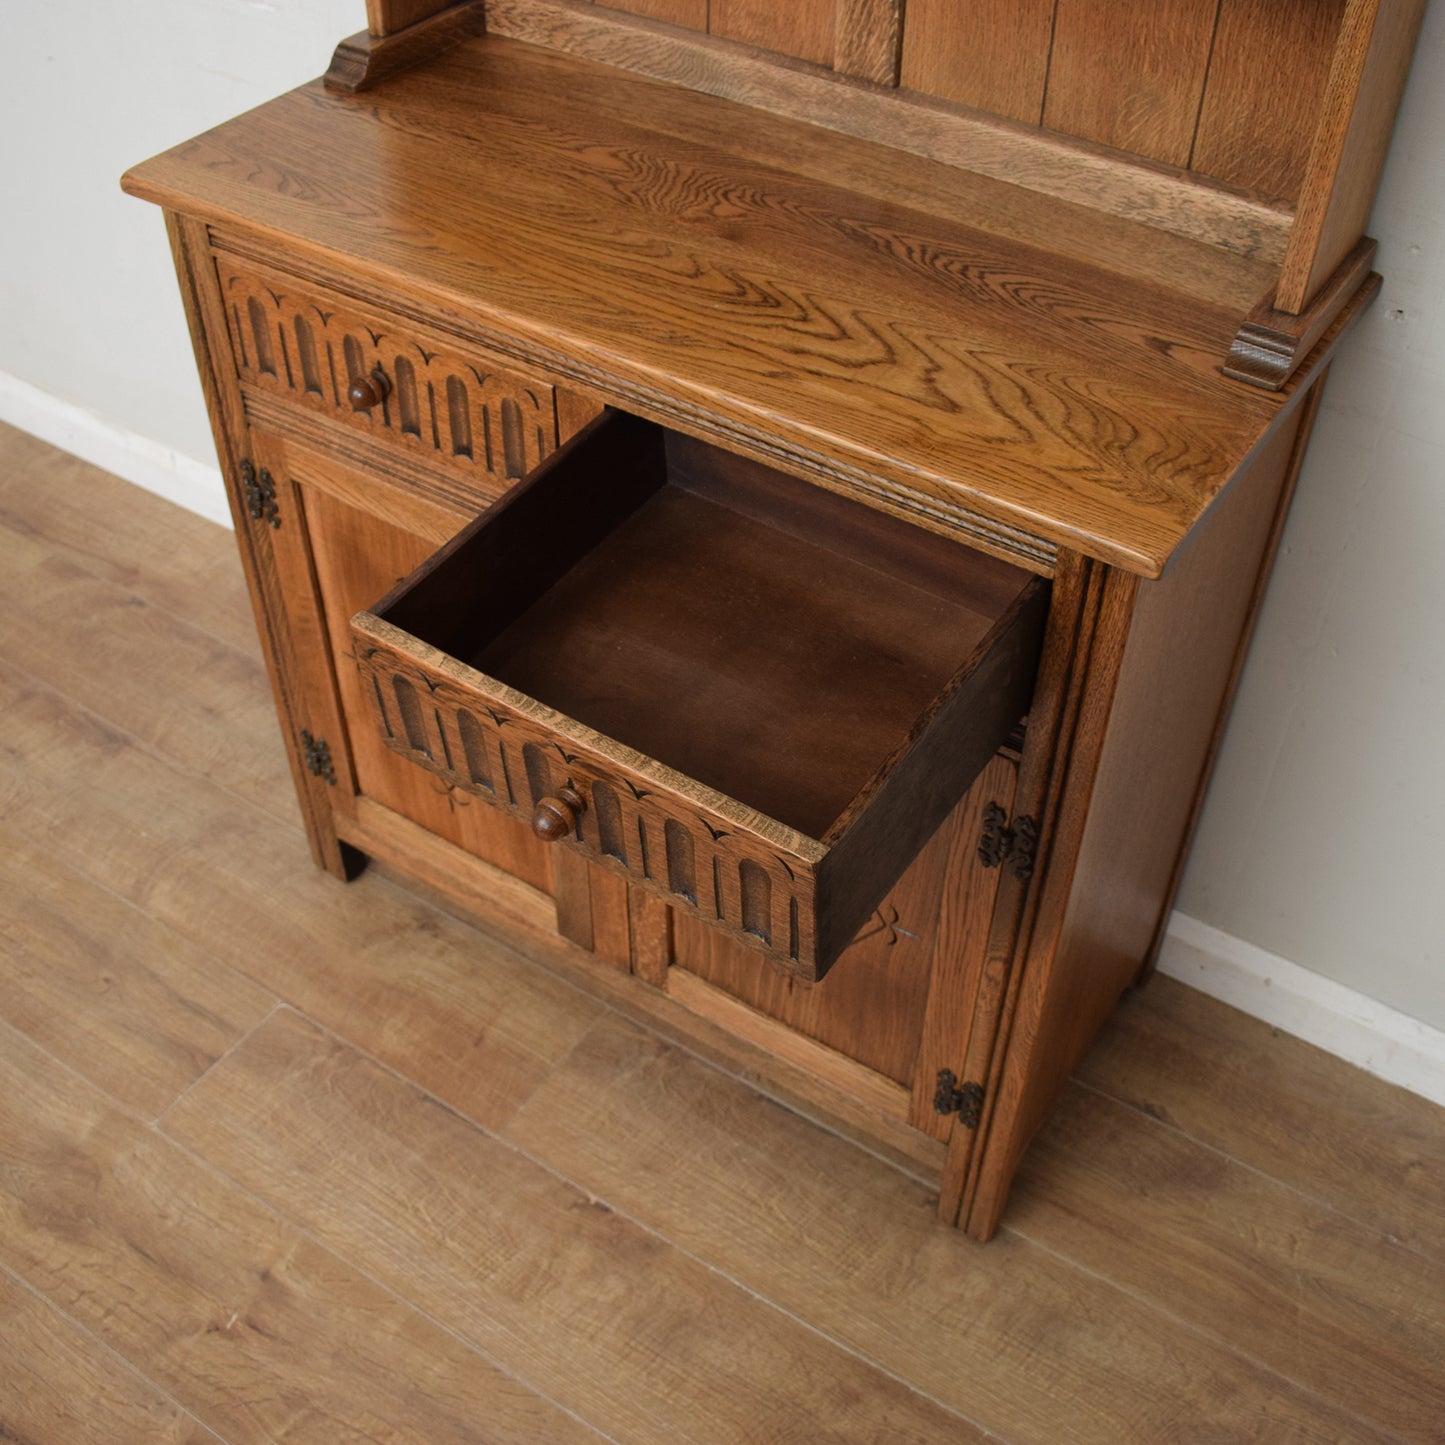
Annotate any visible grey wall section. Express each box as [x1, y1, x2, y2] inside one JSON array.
[[2, 3, 1442, 1030], [0, 0, 358, 477], [1178, 3, 1445, 1032]]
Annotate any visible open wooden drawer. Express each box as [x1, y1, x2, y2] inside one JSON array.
[[350, 412, 1048, 980]]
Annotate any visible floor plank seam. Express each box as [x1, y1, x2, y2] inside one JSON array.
[[145, 1016, 629, 1445], [0, 646, 304, 837], [0, 490, 260, 665], [0, 1256, 233, 1444], [288, 1008, 1006, 1442], [153, 1002, 288, 1132], [1067, 1072, 1433, 1265], [996, 1215, 1417, 1445]]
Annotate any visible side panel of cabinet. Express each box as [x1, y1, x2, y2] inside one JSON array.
[[166, 213, 358, 879], [961, 387, 1322, 1238]]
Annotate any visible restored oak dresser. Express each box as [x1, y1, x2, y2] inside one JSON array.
[[124, 0, 1426, 1238]]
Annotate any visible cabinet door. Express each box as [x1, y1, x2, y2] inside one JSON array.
[[255, 431, 556, 895], [659, 752, 1018, 1138]]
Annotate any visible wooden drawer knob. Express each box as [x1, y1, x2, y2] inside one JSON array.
[[531, 787, 585, 842], [347, 369, 390, 411]]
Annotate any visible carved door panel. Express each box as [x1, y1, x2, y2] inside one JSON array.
[[668, 752, 1018, 1133], [254, 431, 556, 895]]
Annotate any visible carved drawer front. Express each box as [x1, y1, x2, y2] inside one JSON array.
[[350, 413, 1048, 981], [215, 254, 557, 496]]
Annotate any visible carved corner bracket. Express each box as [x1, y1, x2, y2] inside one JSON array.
[[1224, 238, 1379, 392], [325, 1, 487, 94]]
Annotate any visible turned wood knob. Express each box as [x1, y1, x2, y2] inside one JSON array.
[[347, 369, 390, 411], [531, 787, 585, 842]]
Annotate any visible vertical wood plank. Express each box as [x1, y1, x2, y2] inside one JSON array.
[[906, 755, 1017, 1140], [300, 475, 555, 894], [835, 0, 904, 86], [710, 0, 835, 67], [1276, 0, 1428, 313], [1043, 0, 1221, 167], [899, 0, 1056, 124], [629, 887, 674, 986], [366, 0, 456, 36], [963, 408, 1309, 1241], [551, 848, 596, 949], [594, 0, 708, 28], [1191, 0, 1347, 204], [164, 213, 355, 882], [587, 863, 634, 971]]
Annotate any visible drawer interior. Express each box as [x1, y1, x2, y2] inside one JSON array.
[[378, 412, 1041, 845]]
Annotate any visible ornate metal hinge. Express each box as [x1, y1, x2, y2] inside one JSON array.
[[977, 803, 1037, 880], [300, 730, 336, 785], [239, 458, 280, 528], [934, 1069, 985, 1128]]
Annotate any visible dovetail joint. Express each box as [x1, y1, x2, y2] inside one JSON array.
[[978, 804, 1037, 880], [934, 1069, 984, 1128], [300, 730, 336, 785], [239, 458, 280, 528]]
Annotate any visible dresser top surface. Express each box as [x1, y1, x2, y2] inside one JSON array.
[[125, 32, 1322, 576]]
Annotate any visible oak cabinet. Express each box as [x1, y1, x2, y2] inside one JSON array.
[[125, 0, 1424, 1236]]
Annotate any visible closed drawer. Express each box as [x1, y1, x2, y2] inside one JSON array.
[[350, 413, 1048, 980], [214, 254, 558, 497]]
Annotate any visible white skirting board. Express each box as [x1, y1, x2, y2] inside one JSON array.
[[1159, 913, 1445, 1109], [5, 378, 1443, 1111], [0, 370, 230, 530]]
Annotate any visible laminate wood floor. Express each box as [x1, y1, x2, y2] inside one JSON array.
[[2, 420, 1442, 1443]]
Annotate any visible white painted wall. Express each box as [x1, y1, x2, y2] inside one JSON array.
[[1, 5, 1442, 1049], [0, 0, 358, 473], [1176, 1, 1445, 1036]]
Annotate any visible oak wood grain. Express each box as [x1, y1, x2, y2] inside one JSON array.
[[594, 0, 707, 27], [124, 34, 1305, 576], [1043, 0, 1221, 167], [162, 1008, 991, 1443], [0, 1268, 222, 1445], [0, 826, 275, 1122], [966, 402, 1307, 1239], [1009, 1081, 1445, 1438], [834, 0, 904, 86], [1277, 0, 1428, 312], [330, 4, 488, 92], [1191, 0, 1348, 204], [367, 0, 456, 36], [710, 0, 835, 67], [334, 793, 948, 1177], [1225, 241, 1379, 389], [167, 211, 356, 880], [483, 0, 1292, 270], [906, 754, 1016, 1138], [299, 466, 556, 894], [0, 660, 601, 1135], [503, 1011, 1403, 1443], [0, 1019, 603, 1445], [899, 0, 1055, 123]]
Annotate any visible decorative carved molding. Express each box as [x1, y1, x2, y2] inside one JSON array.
[[352, 637, 818, 971], [325, 1, 487, 93], [218, 259, 557, 490], [1225, 239, 1379, 391]]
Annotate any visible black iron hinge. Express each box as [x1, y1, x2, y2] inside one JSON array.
[[934, 1069, 985, 1129], [239, 458, 280, 528], [977, 803, 1037, 880], [300, 730, 336, 785]]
